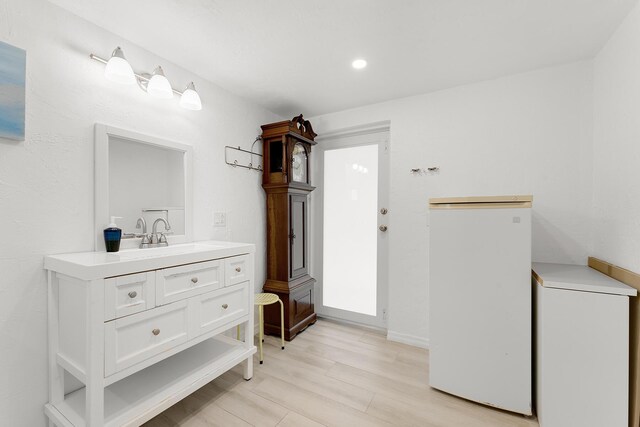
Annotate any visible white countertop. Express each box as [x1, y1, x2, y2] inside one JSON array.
[[532, 262, 637, 297], [45, 240, 255, 280]]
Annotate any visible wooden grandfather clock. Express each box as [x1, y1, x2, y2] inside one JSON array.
[[261, 114, 317, 341]]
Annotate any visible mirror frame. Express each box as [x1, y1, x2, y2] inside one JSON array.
[[94, 123, 194, 251]]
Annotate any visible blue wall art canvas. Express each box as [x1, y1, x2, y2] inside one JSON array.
[[0, 41, 26, 141]]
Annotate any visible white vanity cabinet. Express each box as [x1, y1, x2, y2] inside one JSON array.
[[44, 241, 256, 427], [533, 262, 636, 427]]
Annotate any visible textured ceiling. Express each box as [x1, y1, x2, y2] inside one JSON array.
[[49, 0, 637, 116]]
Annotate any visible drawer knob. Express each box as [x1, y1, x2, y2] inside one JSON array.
[[222, 304, 229, 309], [152, 328, 160, 336], [191, 277, 198, 284], [128, 291, 137, 299], [235, 267, 241, 273]]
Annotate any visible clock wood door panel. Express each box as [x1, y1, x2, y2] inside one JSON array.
[[292, 284, 314, 326], [289, 194, 308, 279], [266, 192, 290, 281], [263, 279, 316, 341]]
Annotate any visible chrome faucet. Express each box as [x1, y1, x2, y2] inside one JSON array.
[[123, 217, 148, 240], [151, 218, 171, 245], [135, 217, 147, 234], [138, 217, 171, 248]]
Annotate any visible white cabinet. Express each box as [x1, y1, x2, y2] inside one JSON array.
[[194, 283, 250, 336], [533, 262, 636, 427], [105, 300, 191, 376], [156, 259, 224, 305], [104, 272, 156, 321], [44, 241, 256, 427], [225, 254, 250, 286]]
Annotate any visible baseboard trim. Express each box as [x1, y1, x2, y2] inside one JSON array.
[[316, 313, 386, 334], [387, 330, 429, 349]]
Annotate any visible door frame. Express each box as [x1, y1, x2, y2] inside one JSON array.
[[311, 121, 390, 329]]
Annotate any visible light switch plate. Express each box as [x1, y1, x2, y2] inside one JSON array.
[[213, 212, 226, 227]]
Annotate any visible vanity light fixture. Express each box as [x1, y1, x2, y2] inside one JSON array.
[[103, 47, 136, 85], [90, 47, 203, 110], [147, 66, 174, 99], [179, 82, 202, 111]]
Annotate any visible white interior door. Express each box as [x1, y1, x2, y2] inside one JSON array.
[[313, 127, 389, 328]]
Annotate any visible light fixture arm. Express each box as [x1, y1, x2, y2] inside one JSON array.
[[89, 53, 185, 96]]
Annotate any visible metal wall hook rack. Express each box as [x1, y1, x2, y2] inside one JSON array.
[[410, 167, 440, 174], [225, 137, 263, 171]]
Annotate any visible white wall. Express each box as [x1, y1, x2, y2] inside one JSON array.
[[593, 1, 640, 273], [311, 61, 595, 347], [0, 0, 280, 425]]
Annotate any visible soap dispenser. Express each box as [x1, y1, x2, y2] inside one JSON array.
[[104, 216, 123, 252]]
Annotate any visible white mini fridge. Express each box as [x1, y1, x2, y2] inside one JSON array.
[[428, 195, 532, 415]]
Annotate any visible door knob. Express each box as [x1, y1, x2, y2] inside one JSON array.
[[379, 225, 388, 232]]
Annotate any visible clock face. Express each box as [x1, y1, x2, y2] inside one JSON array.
[[291, 143, 308, 183]]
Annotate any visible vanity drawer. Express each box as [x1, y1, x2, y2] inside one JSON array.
[[195, 282, 250, 336], [225, 255, 251, 287], [156, 260, 223, 305], [105, 300, 190, 376], [104, 272, 156, 321]]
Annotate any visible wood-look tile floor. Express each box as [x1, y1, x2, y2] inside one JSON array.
[[144, 319, 539, 427]]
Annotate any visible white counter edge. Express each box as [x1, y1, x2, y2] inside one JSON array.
[[532, 262, 637, 297], [44, 241, 255, 281]]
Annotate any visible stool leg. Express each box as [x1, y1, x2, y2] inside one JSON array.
[[258, 305, 264, 364], [261, 306, 265, 342], [278, 299, 285, 350], [236, 324, 241, 341]]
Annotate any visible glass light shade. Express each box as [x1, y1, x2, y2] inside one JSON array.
[[179, 82, 202, 110], [147, 66, 174, 99], [104, 47, 135, 85]]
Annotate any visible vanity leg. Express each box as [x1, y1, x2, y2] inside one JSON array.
[[243, 356, 253, 381], [47, 271, 64, 427], [86, 384, 104, 427], [243, 314, 254, 380], [85, 280, 105, 426], [243, 252, 255, 381], [48, 273, 64, 410]]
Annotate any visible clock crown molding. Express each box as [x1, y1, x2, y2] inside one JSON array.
[[261, 114, 318, 144]]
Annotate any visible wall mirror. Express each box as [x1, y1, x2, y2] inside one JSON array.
[[95, 124, 193, 251]]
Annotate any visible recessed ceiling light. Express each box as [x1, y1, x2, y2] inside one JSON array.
[[352, 59, 367, 70]]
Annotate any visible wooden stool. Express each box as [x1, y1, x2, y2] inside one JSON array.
[[237, 293, 284, 364]]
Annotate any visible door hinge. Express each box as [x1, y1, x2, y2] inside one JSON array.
[[382, 308, 388, 321]]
